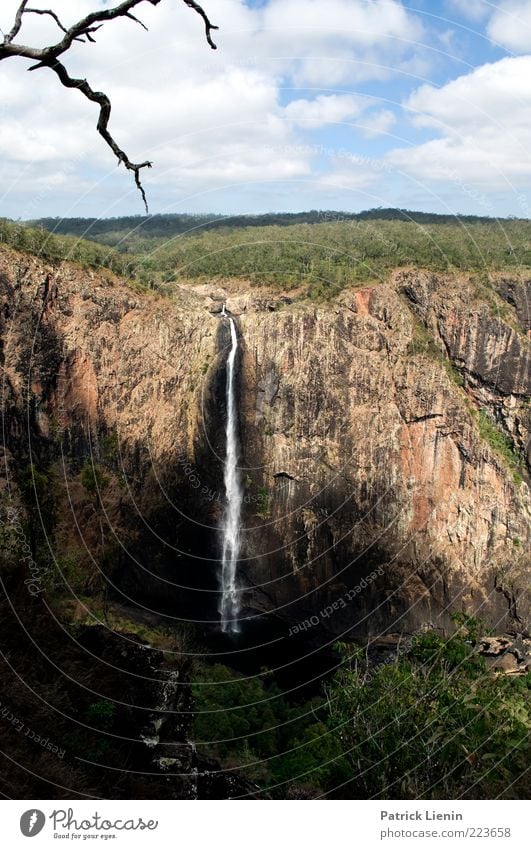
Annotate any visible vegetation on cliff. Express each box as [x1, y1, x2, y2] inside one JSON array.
[[124, 217, 531, 294], [326, 625, 530, 800], [189, 623, 530, 799], [0, 218, 133, 281], [4, 212, 531, 299]]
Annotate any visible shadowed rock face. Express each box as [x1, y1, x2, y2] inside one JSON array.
[[0, 582, 259, 799], [496, 278, 531, 334], [236, 280, 530, 636], [1, 248, 529, 639]]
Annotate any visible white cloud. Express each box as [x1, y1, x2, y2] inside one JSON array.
[[0, 0, 424, 214], [261, 0, 420, 44], [405, 55, 531, 133], [317, 169, 379, 192], [359, 109, 397, 138], [260, 0, 423, 85], [486, 0, 531, 52], [446, 0, 490, 23], [284, 94, 366, 128], [388, 56, 531, 190]]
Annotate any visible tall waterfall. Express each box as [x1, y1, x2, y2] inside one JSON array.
[[219, 305, 242, 633]]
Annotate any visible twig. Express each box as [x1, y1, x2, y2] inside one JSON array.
[[33, 58, 152, 212], [183, 0, 219, 49]]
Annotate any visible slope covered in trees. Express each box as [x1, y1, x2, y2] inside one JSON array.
[[125, 216, 531, 294], [31, 207, 515, 247], [3, 213, 531, 299]]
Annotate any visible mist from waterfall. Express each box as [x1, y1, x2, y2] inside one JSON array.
[[219, 305, 242, 634]]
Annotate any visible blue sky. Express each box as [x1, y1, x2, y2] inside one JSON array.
[[1, 0, 531, 218]]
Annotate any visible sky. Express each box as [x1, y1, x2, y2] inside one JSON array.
[[1, 0, 531, 219]]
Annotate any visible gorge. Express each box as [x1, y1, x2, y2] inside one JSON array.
[[0, 234, 529, 798], [0, 246, 529, 641]]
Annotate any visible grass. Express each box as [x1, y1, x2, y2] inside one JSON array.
[[406, 320, 466, 389], [476, 409, 524, 484]]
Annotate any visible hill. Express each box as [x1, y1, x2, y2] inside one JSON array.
[[29, 207, 514, 249]]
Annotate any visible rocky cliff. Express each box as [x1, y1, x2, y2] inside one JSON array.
[[1, 247, 529, 642]]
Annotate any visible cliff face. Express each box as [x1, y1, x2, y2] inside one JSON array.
[[1, 247, 529, 638], [235, 274, 530, 636]]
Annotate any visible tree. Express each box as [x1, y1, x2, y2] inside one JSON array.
[[0, 1, 218, 210], [326, 630, 531, 799]]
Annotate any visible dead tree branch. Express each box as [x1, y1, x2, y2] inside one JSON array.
[[25, 8, 68, 35], [183, 0, 218, 49], [0, 0, 218, 210], [5, 1, 30, 44]]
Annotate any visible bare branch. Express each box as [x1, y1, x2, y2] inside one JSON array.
[[4, 1, 29, 44], [125, 12, 149, 31], [32, 58, 152, 211], [0, 41, 45, 62], [183, 0, 219, 49], [25, 8, 68, 35], [24, 7, 90, 44], [51, 0, 164, 53], [0, 0, 219, 208]]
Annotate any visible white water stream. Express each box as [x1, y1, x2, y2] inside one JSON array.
[[219, 305, 242, 633]]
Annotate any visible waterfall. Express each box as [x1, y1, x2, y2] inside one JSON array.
[[219, 304, 242, 634]]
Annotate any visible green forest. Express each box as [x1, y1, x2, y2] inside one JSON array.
[[2, 211, 531, 300], [192, 622, 530, 798]]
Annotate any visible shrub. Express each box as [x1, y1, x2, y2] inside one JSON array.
[[476, 409, 524, 484], [326, 627, 530, 799], [192, 663, 349, 795], [81, 462, 109, 501]]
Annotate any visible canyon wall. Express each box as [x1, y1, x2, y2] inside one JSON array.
[[236, 273, 530, 636], [1, 247, 529, 638]]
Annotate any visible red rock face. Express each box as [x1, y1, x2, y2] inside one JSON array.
[[0, 248, 529, 637], [58, 350, 99, 426], [235, 286, 529, 636]]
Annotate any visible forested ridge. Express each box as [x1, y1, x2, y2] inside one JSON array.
[[30, 207, 508, 243], [3, 212, 531, 300]]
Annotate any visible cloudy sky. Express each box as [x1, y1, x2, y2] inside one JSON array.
[[1, 0, 531, 218]]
